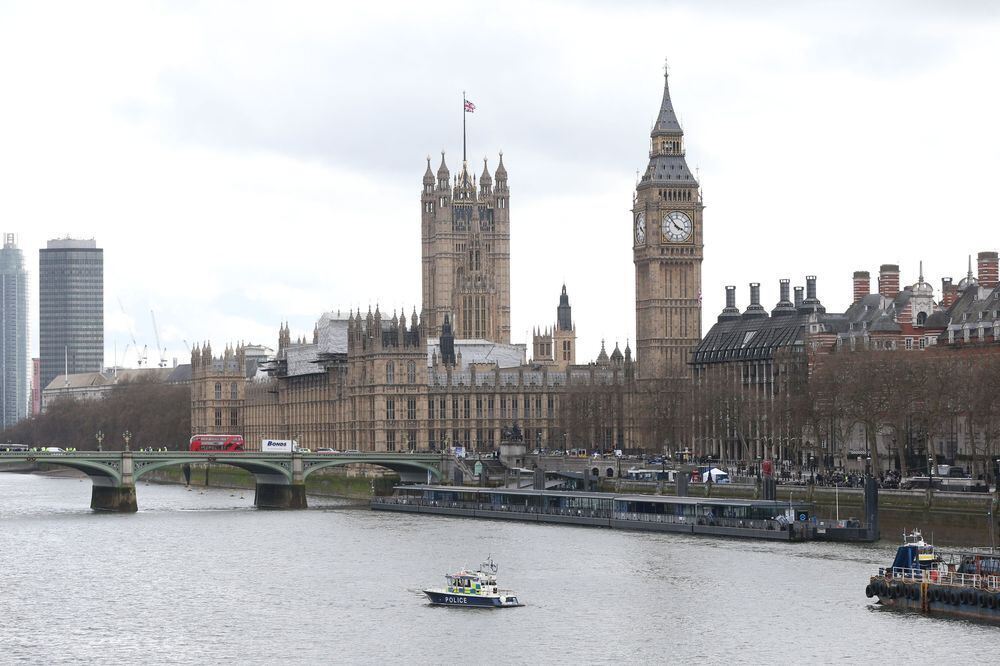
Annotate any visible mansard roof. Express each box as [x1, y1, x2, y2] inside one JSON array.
[[941, 283, 1000, 335], [692, 314, 810, 365], [643, 155, 698, 186]]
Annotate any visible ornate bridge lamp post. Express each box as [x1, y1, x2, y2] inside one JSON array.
[[123, 430, 132, 452], [96, 430, 104, 452]]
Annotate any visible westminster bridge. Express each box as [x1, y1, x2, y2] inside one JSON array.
[[0, 451, 451, 511]]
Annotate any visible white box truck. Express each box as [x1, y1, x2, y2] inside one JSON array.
[[261, 439, 296, 453]]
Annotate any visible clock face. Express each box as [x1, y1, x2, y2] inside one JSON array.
[[661, 211, 693, 243], [634, 212, 646, 244]]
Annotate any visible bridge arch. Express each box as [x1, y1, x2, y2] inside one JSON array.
[[302, 458, 442, 484], [132, 457, 293, 485], [2, 456, 123, 486]]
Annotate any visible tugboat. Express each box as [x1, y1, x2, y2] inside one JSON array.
[[866, 530, 1000, 624], [423, 557, 522, 608]]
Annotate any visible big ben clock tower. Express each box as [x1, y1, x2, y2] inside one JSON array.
[[633, 66, 703, 382]]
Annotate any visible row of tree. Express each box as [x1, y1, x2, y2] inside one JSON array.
[[1, 380, 191, 450], [693, 348, 1000, 478], [551, 348, 1000, 479]]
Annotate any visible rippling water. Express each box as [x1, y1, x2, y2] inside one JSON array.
[[0, 473, 997, 664]]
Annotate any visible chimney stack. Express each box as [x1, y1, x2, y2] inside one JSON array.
[[806, 275, 818, 301], [977, 251, 998, 289], [718, 285, 741, 322], [743, 282, 767, 319], [794, 286, 804, 309], [878, 264, 900, 299], [771, 279, 796, 317], [798, 276, 826, 314], [853, 271, 870, 303], [941, 277, 958, 308]]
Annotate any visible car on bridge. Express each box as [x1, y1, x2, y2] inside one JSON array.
[[316, 448, 340, 454]]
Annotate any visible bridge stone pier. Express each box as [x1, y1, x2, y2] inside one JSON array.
[[0, 451, 449, 512]]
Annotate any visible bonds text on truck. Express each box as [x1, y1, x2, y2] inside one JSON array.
[[261, 439, 297, 453]]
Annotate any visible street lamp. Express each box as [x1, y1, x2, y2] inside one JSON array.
[[809, 455, 815, 485], [123, 430, 132, 452], [96, 430, 104, 452], [928, 455, 935, 490]]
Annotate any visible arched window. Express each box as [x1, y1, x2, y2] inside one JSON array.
[[230, 382, 238, 400], [407, 361, 416, 384], [386, 361, 395, 385], [214, 382, 222, 400], [916, 311, 928, 326]]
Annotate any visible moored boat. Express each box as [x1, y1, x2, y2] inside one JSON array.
[[866, 530, 1000, 624], [423, 557, 522, 608]]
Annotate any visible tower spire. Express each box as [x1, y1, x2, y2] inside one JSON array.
[[652, 60, 682, 137]]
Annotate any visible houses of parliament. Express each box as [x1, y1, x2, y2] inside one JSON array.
[[190, 70, 705, 453]]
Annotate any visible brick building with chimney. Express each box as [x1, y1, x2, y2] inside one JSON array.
[[690, 250, 999, 470]]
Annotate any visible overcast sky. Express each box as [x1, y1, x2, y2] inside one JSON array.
[[1, 1, 998, 369]]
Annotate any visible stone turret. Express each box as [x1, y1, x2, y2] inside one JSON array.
[[437, 152, 450, 190], [440, 314, 456, 367]]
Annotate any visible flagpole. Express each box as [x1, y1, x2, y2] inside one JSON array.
[[462, 90, 467, 164]]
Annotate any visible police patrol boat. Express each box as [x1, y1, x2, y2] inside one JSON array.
[[866, 530, 1000, 624], [423, 557, 522, 608]]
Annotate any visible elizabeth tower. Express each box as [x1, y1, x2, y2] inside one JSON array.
[[633, 69, 703, 381]]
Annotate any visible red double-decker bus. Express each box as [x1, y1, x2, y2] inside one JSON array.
[[189, 434, 245, 452]]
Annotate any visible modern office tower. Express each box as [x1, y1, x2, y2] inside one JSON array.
[[38, 238, 104, 390], [0, 234, 29, 428]]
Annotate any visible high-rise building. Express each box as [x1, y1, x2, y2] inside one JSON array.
[[0, 234, 29, 428], [421, 153, 511, 343], [633, 68, 704, 381], [38, 238, 104, 389]]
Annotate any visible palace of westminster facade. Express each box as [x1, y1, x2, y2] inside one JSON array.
[[189, 67, 1000, 467], [190, 70, 707, 453]]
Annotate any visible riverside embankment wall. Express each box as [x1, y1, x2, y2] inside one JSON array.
[[602, 480, 999, 547]]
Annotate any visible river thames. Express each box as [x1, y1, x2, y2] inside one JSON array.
[[1, 473, 997, 664]]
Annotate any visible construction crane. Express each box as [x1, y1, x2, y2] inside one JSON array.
[[151, 310, 168, 368], [118, 298, 147, 367]]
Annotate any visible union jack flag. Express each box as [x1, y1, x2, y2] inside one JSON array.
[[464, 99, 476, 113]]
